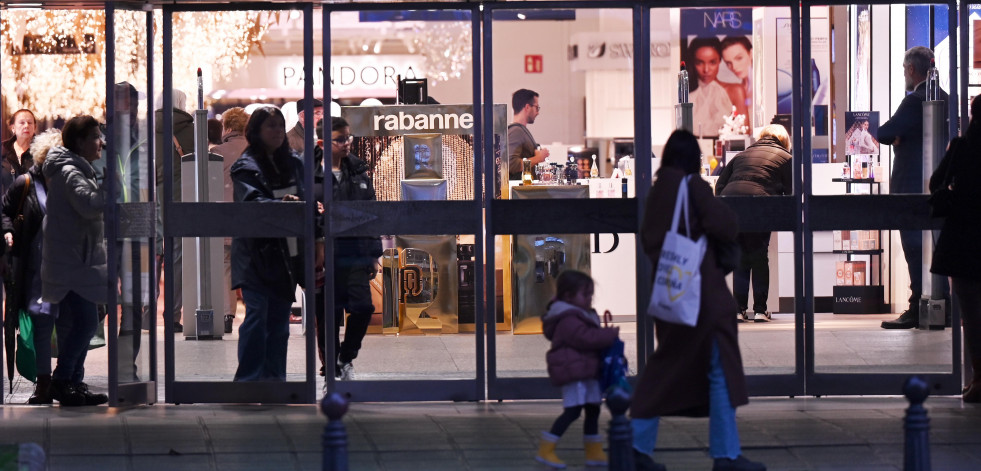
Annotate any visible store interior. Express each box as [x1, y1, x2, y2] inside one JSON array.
[[0, 3, 971, 403]]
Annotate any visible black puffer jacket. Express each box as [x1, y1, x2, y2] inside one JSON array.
[[714, 136, 793, 198], [230, 149, 305, 301], [325, 152, 382, 264]]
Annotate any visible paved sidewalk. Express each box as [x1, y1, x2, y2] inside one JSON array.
[[0, 396, 979, 470]]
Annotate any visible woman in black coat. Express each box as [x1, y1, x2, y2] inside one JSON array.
[[930, 96, 981, 402], [230, 106, 305, 382], [1, 129, 60, 404]]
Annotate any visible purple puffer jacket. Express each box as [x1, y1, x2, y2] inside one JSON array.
[[542, 300, 619, 387]]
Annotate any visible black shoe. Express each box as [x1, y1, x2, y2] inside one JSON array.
[[173, 322, 183, 333], [713, 455, 766, 471], [49, 379, 86, 407], [634, 450, 667, 471], [224, 315, 234, 334], [74, 382, 108, 406], [881, 310, 917, 329]]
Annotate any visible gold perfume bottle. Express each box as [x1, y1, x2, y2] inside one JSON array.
[[522, 158, 533, 185]]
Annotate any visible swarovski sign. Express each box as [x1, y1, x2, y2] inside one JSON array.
[[570, 31, 672, 71]]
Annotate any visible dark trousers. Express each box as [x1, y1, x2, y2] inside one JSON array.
[[52, 291, 99, 383], [315, 261, 374, 369], [733, 232, 771, 314], [899, 229, 950, 311]]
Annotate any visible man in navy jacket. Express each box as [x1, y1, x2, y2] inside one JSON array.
[[877, 46, 949, 329]]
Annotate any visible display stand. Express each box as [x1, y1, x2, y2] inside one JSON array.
[[830, 176, 884, 314]]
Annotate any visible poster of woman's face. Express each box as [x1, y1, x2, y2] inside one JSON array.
[[844, 111, 880, 156], [681, 8, 753, 138]]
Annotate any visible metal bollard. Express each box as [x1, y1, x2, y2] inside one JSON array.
[[606, 387, 635, 471], [903, 376, 931, 471], [321, 392, 350, 471]]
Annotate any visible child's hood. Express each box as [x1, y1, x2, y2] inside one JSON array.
[[542, 300, 600, 340]]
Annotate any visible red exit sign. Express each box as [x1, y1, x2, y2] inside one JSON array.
[[525, 55, 543, 73]]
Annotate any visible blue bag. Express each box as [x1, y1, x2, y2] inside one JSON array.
[[599, 310, 630, 394]]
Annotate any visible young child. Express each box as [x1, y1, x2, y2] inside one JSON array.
[[537, 270, 620, 469]]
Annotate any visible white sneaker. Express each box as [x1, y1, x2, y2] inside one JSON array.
[[738, 310, 749, 322], [753, 312, 771, 323], [337, 361, 355, 381]]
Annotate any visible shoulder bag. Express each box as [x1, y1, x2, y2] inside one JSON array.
[[646, 175, 707, 327]]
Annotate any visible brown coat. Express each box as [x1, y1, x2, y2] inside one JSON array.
[[630, 167, 748, 418]]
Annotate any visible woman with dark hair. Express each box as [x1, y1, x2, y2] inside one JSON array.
[[687, 38, 745, 138], [230, 106, 305, 381], [2, 109, 37, 250], [40, 115, 109, 406], [931, 96, 981, 402], [2, 109, 37, 188], [631, 130, 764, 471]]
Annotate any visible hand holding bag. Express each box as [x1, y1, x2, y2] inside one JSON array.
[[599, 310, 630, 394], [646, 175, 707, 326]]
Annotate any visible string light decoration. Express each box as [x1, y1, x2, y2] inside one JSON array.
[[1, 10, 107, 119], [408, 21, 472, 83], [2, 9, 277, 120]]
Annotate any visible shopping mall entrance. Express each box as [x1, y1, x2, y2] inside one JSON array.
[[0, 0, 967, 405]]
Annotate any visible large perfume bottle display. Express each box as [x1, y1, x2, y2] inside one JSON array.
[[510, 185, 592, 334]]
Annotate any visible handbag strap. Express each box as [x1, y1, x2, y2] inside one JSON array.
[[14, 173, 31, 216], [603, 310, 612, 328], [669, 175, 692, 237]]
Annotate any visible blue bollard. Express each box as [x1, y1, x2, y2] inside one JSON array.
[[606, 387, 635, 471], [903, 376, 931, 471], [321, 392, 349, 471]]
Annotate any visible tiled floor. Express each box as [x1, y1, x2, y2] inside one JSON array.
[[2, 311, 956, 404], [0, 396, 979, 470]]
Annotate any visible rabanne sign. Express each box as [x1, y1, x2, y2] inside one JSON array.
[[343, 104, 509, 136]]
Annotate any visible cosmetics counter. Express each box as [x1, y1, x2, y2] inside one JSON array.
[[339, 104, 638, 337]]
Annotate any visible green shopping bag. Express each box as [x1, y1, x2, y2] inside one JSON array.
[[15, 310, 37, 383]]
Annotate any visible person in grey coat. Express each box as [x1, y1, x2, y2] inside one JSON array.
[[40, 115, 109, 407]]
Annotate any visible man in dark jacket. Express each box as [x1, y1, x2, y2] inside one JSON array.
[[715, 124, 793, 322], [877, 46, 949, 329], [316, 117, 382, 380]]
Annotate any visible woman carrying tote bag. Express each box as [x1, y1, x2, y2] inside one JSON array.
[[630, 130, 764, 471]]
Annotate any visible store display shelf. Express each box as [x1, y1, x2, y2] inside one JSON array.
[[832, 249, 882, 255], [831, 178, 879, 184]]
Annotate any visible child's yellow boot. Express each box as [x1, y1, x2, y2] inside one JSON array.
[[583, 434, 608, 466], [535, 431, 567, 469]]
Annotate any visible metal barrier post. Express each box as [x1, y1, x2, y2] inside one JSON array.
[[321, 392, 349, 471], [606, 387, 635, 471], [903, 376, 931, 471]]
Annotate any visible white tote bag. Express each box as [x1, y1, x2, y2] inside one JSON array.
[[647, 175, 707, 326]]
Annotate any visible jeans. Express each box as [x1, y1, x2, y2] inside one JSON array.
[[31, 314, 55, 376], [733, 233, 771, 314], [632, 339, 741, 459], [953, 278, 981, 382], [52, 291, 99, 383], [234, 287, 293, 381]]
